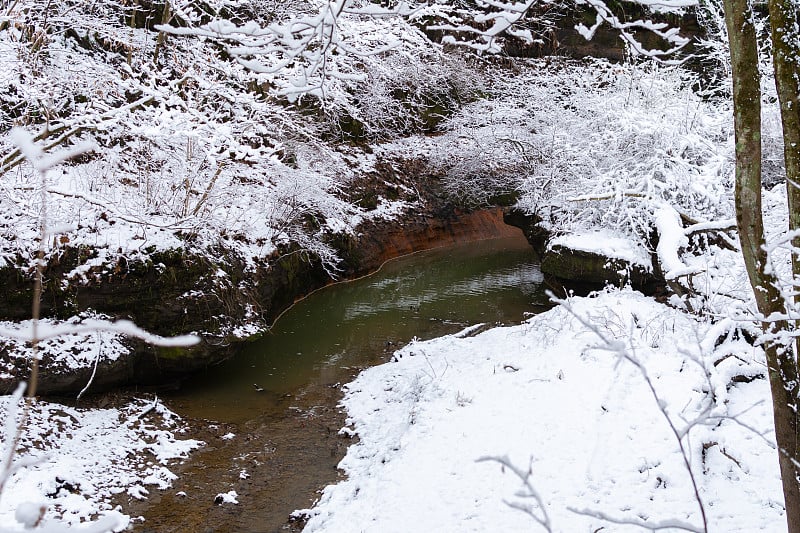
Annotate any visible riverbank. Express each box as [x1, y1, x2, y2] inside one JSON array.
[[0, 234, 546, 531], [297, 288, 785, 532], [119, 235, 545, 532], [0, 393, 202, 530], [0, 191, 517, 395], [0, 4, 788, 529]]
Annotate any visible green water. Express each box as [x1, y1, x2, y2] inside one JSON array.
[[167, 235, 547, 423], [139, 235, 548, 532]]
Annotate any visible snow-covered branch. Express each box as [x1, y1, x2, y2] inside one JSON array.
[[157, 1, 421, 102], [575, 0, 693, 61], [567, 507, 704, 532], [0, 319, 199, 347], [476, 455, 553, 532]]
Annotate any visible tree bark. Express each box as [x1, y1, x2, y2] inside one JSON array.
[[153, 1, 171, 65], [724, 2, 800, 530], [768, 0, 800, 236], [768, 0, 800, 343]]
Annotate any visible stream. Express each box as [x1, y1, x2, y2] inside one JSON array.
[[130, 234, 548, 532]]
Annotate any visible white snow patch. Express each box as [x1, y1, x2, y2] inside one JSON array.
[[0, 397, 203, 528], [298, 289, 783, 532], [552, 230, 652, 269], [214, 491, 238, 505]]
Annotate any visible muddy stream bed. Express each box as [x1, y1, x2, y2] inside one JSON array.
[[126, 234, 548, 532]]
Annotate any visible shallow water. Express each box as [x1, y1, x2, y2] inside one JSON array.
[[132, 234, 548, 532]]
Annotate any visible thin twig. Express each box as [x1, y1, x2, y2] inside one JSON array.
[[477, 455, 553, 532], [549, 291, 709, 533]]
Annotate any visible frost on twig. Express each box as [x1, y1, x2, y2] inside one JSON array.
[[476, 455, 552, 533]]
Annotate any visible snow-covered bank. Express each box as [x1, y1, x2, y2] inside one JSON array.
[[0, 396, 201, 531], [298, 289, 784, 532]]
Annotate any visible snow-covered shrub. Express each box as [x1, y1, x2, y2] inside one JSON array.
[[335, 50, 483, 141], [434, 58, 735, 249], [0, 0, 367, 273]]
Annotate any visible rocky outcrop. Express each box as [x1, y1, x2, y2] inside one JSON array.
[[540, 244, 660, 296], [504, 208, 664, 297]]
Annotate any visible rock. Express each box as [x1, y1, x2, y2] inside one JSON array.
[[540, 243, 660, 295], [503, 207, 664, 296]]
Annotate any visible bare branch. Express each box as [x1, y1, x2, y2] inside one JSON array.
[[548, 291, 709, 533], [477, 455, 553, 532], [568, 506, 704, 532]]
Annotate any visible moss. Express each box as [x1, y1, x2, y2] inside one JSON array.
[[156, 345, 190, 360], [355, 190, 380, 210], [337, 113, 367, 140]]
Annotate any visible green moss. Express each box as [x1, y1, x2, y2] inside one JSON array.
[[156, 345, 190, 360], [355, 190, 379, 210]]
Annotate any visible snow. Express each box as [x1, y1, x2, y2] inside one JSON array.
[[653, 205, 696, 280], [214, 491, 238, 505], [0, 2, 795, 531], [0, 397, 202, 531], [298, 291, 784, 532], [551, 230, 652, 269]]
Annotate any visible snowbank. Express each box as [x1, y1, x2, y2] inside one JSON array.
[[298, 289, 784, 532], [0, 397, 202, 531]]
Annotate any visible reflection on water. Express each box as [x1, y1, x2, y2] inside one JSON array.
[[140, 234, 548, 533], [347, 264, 543, 319], [165, 236, 548, 424]]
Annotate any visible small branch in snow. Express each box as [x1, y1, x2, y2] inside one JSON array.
[[76, 335, 103, 401], [566, 191, 648, 202], [477, 455, 553, 532], [683, 219, 737, 236], [567, 507, 704, 532]]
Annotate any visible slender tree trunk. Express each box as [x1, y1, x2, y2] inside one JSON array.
[[724, 2, 800, 530], [768, 0, 800, 343], [768, 1, 800, 529], [153, 1, 171, 65], [768, 0, 800, 234]]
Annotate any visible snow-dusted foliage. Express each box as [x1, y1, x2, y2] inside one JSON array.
[[0, 0, 481, 274], [433, 58, 734, 246]]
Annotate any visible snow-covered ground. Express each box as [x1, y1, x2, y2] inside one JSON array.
[[297, 289, 784, 532], [0, 394, 202, 531], [1, 2, 795, 531], [290, 49, 790, 532]]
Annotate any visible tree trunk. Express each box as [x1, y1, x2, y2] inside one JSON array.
[[724, 2, 800, 530], [153, 1, 171, 65], [768, 0, 800, 238], [768, 0, 800, 341]]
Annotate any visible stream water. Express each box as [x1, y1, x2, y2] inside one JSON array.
[[130, 234, 548, 532]]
